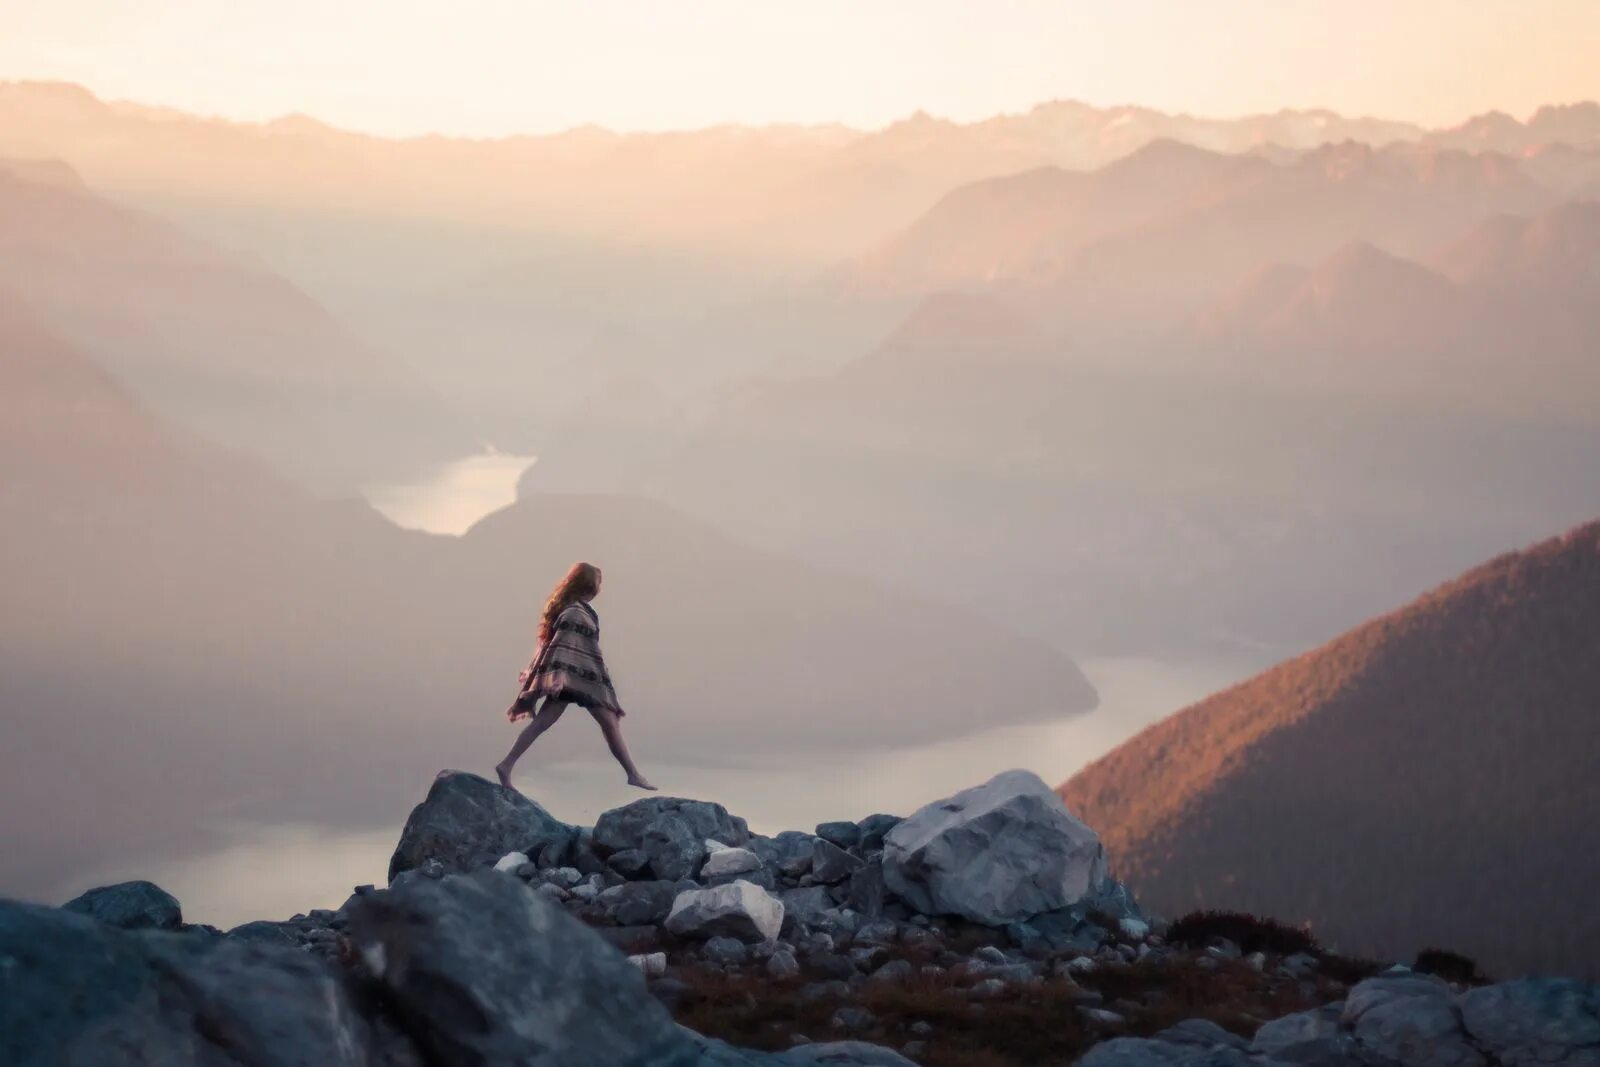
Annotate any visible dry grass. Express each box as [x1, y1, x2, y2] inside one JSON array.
[[667, 951, 1355, 1065]]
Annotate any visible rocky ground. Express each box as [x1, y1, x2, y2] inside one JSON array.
[[5, 768, 1597, 1066]]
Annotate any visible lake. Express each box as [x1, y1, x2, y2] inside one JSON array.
[[361, 450, 538, 535]]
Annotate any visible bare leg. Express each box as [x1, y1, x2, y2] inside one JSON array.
[[496, 700, 567, 790], [589, 707, 656, 790]]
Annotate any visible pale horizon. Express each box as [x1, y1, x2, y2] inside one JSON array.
[[4, 0, 1600, 139]]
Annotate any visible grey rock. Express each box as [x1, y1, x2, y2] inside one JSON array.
[[544, 866, 582, 888], [844, 857, 887, 919], [781, 886, 838, 931], [598, 879, 682, 926], [767, 949, 801, 979], [665, 881, 785, 943], [224, 919, 298, 946], [812, 840, 865, 885], [606, 848, 653, 878], [1077, 1036, 1256, 1066], [749, 831, 818, 879], [348, 869, 702, 1066], [988, 963, 1040, 985], [969, 978, 1007, 997], [776, 1042, 916, 1065], [1282, 952, 1320, 977], [1159, 1018, 1249, 1050], [1079, 877, 1145, 924], [853, 921, 899, 946], [816, 822, 862, 849], [534, 882, 570, 904], [830, 1006, 876, 1030], [882, 769, 1106, 925], [627, 951, 668, 978], [387, 770, 573, 882], [704, 936, 750, 966], [850, 946, 888, 971], [61, 880, 182, 931], [974, 945, 1009, 965], [1017, 908, 1107, 953], [1342, 974, 1482, 1067], [593, 796, 748, 882], [867, 958, 915, 985], [573, 850, 609, 878], [703, 847, 764, 880], [1252, 1004, 1342, 1055], [1, 897, 386, 1067], [1459, 977, 1600, 1066], [710, 866, 779, 892], [856, 815, 903, 853]]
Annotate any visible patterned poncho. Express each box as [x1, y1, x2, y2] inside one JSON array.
[[511, 600, 623, 719]]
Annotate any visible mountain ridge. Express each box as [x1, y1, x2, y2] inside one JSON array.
[[1059, 520, 1600, 977]]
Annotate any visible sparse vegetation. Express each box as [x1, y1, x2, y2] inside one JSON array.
[[1414, 948, 1487, 984], [666, 937, 1368, 1065], [1165, 910, 1321, 956]]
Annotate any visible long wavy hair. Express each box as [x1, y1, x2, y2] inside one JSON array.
[[537, 561, 602, 646]]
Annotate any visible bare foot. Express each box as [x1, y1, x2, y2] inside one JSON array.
[[626, 775, 658, 791], [495, 763, 518, 792]]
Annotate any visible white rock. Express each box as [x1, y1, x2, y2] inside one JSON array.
[[701, 846, 763, 879], [883, 769, 1106, 924], [704, 839, 731, 853], [1118, 917, 1150, 940], [1066, 955, 1098, 975], [493, 851, 530, 873], [627, 952, 668, 978], [664, 880, 784, 943]]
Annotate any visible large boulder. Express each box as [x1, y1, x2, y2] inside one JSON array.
[[61, 880, 182, 931], [1459, 978, 1600, 1065], [1342, 973, 1484, 1067], [665, 881, 784, 943], [387, 770, 574, 882], [592, 796, 749, 882], [348, 869, 703, 1066], [882, 769, 1107, 925], [0, 897, 389, 1066]]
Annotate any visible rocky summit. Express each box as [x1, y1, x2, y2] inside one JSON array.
[[5, 767, 1597, 1066]]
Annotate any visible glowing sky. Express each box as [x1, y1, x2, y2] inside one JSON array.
[[3, 0, 1598, 136]]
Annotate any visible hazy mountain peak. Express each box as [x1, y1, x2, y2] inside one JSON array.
[[1433, 201, 1600, 286], [0, 156, 84, 190], [0, 79, 110, 118]]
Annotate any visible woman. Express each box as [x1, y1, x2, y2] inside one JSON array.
[[496, 561, 657, 792]]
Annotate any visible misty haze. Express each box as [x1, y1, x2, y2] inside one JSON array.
[[3, 7, 1600, 1064]]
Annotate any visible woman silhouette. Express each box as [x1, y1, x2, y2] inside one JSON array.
[[496, 561, 656, 792]]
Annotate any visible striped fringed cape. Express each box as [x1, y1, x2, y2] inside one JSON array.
[[511, 600, 623, 720]]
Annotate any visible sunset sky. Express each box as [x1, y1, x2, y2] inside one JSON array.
[[3, 0, 1598, 137]]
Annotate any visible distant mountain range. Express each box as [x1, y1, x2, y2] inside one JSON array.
[[540, 188, 1600, 655], [0, 159, 475, 491], [1059, 520, 1600, 980]]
